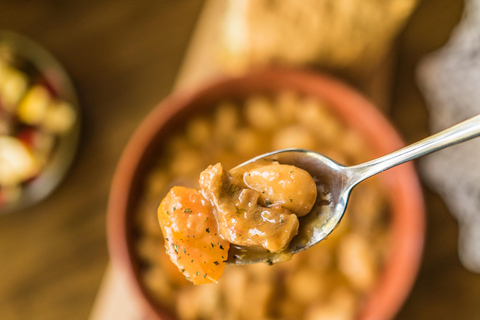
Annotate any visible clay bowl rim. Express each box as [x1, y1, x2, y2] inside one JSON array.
[[107, 68, 425, 320]]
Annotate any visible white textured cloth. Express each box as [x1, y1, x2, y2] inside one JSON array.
[[417, 0, 480, 272]]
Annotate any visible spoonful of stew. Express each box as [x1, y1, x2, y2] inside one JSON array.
[[157, 114, 480, 285]]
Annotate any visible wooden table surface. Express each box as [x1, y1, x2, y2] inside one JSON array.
[[1, 1, 479, 320]]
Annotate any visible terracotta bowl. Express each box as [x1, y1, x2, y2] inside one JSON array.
[[107, 69, 424, 320]]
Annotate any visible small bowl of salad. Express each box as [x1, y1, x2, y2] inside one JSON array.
[[0, 31, 80, 214]]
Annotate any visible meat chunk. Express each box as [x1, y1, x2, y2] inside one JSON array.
[[200, 163, 299, 252]]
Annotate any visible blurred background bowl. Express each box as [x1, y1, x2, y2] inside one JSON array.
[[107, 68, 425, 320], [0, 30, 80, 214]]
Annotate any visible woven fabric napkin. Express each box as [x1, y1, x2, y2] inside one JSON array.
[[417, 0, 480, 272]]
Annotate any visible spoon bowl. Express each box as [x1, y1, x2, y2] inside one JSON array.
[[228, 149, 352, 264], [228, 113, 480, 264]]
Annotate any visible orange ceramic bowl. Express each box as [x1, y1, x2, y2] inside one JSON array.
[[107, 69, 424, 320]]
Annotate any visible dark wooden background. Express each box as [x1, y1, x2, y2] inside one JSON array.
[[1, 1, 479, 319]]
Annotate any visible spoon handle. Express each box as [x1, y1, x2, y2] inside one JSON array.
[[348, 114, 480, 185]]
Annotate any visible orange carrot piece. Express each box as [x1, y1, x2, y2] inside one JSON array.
[[157, 186, 230, 284]]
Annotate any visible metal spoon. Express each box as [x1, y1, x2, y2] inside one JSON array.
[[227, 114, 480, 265]]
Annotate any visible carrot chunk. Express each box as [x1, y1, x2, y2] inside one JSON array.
[[157, 186, 230, 284]]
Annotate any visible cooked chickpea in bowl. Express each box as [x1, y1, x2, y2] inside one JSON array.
[[108, 70, 424, 320]]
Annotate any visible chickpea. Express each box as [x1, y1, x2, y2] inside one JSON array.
[[186, 116, 212, 147], [338, 233, 377, 292], [169, 149, 204, 177], [272, 125, 317, 150], [285, 267, 328, 305], [214, 102, 239, 144], [297, 97, 342, 144], [222, 268, 248, 314], [243, 162, 317, 216], [241, 281, 273, 319], [232, 128, 263, 157], [276, 90, 299, 123], [142, 266, 175, 307], [245, 95, 279, 132], [304, 286, 357, 320]]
